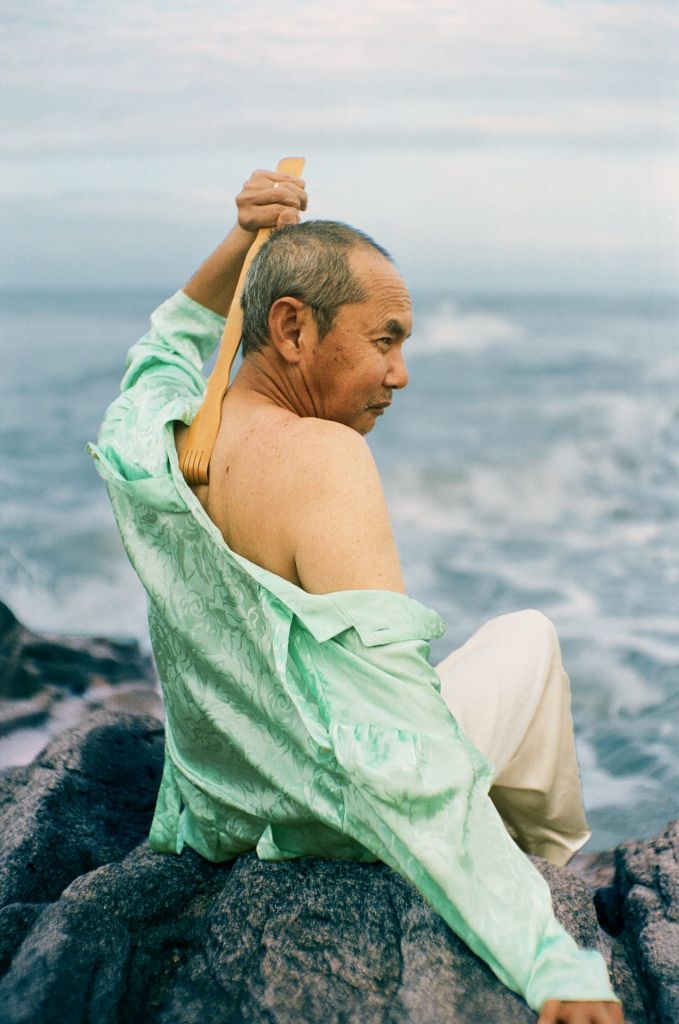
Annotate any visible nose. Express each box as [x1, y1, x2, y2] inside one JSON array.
[[384, 347, 409, 390]]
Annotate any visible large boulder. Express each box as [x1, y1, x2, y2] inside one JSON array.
[[0, 709, 674, 1022], [596, 821, 679, 1023]]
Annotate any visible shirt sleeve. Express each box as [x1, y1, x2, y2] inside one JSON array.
[[309, 615, 620, 1013], [90, 291, 227, 482], [120, 289, 227, 396]]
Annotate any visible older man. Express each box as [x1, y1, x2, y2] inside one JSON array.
[[90, 169, 623, 1022]]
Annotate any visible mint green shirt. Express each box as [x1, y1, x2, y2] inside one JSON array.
[[88, 290, 618, 1012]]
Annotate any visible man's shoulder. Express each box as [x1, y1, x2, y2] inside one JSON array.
[[210, 407, 402, 594], [288, 414, 368, 448], [283, 415, 391, 540], [284, 416, 380, 492], [284, 417, 404, 594]]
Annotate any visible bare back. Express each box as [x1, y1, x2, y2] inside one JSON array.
[[175, 395, 406, 595]]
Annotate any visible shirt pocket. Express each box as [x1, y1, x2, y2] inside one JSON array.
[[328, 721, 456, 816]]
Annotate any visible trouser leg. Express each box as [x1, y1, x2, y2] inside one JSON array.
[[433, 609, 591, 867]]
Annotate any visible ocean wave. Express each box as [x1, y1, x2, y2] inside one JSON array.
[[388, 443, 623, 532], [411, 300, 523, 354], [0, 559, 150, 647], [576, 736, 656, 811]]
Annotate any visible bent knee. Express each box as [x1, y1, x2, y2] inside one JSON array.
[[515, 608, 558, 641], [501, 608, 561, 663]]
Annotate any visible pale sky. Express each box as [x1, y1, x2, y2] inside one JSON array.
[[1, 0, 678, 293]]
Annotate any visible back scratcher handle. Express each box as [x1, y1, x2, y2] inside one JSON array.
[[179, 156, 306, 485]]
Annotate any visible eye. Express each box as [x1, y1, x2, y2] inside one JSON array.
[[375, 337, 392, 350]]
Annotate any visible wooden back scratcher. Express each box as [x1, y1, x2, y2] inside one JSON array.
[[179, 156, 306, 486]]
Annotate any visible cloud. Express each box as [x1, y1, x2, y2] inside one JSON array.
[[1, 2, 676, 291], [1, 0, 677, 159]]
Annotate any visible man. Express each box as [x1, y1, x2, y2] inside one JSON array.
[[89, 168, 623, 1022]]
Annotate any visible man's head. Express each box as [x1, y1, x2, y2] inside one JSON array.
[[239, 221, 411, 435], [241, 220, 393, 357]]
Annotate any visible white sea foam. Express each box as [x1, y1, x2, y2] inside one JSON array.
[[606, 624, 679, 668], [573, 647, 662, 716], [0, 564, 149, 647], [411, 301, 523, 354], [389, 440, 623, 534], [576, 737, 656, 811], [560, 613, 679, 650]]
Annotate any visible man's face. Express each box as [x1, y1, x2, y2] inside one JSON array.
[[303, 248, 412, 435]]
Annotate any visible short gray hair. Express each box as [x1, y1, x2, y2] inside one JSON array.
[[240, 220, 393, 357]]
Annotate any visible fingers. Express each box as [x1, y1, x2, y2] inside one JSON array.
[[235, 167, 307, 233], [246, 184, 307, 210], [241, 170, 307, 208], [538, 1001, 560, 1024], [275, 206, 300, 229], [236, 201, 301, 233], [266, 169, 307, 191], [247, 168, 306, 189], [236, 204, 302, 232], [537, 1001, 625, 1024]]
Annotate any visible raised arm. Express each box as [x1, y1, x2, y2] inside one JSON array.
[[114, 169, 308, 399], [182, 169, 307, 316]]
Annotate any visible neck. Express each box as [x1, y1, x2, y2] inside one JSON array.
[[227, 355, 318, 419]]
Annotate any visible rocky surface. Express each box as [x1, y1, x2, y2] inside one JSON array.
[[0, 710, 675, 1023], [0, 604, 676, 1023], [0, 599, 161, 757], [596, 823, 679, 1023]]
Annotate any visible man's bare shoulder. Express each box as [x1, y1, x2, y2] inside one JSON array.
[[283, 415, 379, 489], [285, 417, 406, 595]]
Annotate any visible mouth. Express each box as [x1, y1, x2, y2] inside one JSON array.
[[367, 402, 391, 410]]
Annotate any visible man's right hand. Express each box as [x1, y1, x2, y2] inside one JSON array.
[[538, 1000, 625, 1023], [236, 168, 307, 234], [182, 167, 307, 315]]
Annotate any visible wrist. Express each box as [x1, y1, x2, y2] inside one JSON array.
[[232, 222, 258, 247]]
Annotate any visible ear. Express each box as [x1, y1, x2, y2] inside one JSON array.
[[267, 298, 317, 365]]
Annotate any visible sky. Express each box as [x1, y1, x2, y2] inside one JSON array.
[[1, 0, 678, 294]]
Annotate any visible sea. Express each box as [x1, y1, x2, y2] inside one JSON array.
[[1, 286, 677, 854]]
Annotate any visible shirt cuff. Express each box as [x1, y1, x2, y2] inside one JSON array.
[[525, 938, 620, 1011], [177, 289, 227, 330]]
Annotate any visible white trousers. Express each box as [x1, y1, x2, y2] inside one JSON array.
[[434, 609, 591, 868]]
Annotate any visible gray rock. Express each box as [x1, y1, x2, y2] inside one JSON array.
[[0, 708, 674, 1022], [0, 600, 161, 767], [600, 822, 679, 1024], [0, 711, 165, 908], [0, 691, 53, 738], [0, 598, 156, 701]]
